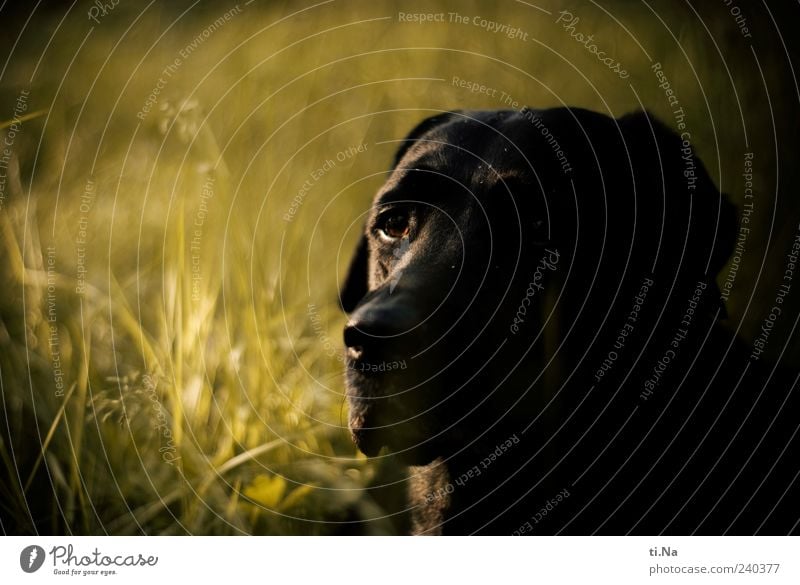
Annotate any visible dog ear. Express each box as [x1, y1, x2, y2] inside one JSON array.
[[618, 111, 738, 280], [392, 111, 462, 168], [340, 231, 369, 313]]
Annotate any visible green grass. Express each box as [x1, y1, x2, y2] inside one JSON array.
[[0, 0, 796, 534]]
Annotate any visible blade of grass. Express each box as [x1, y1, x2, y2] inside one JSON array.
[[23, 382, 77, 493], [0, 109, 48, 130]]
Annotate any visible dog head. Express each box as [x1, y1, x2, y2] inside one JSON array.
[[340, 108, 736, 464]]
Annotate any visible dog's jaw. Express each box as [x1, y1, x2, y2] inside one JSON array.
[[347, 407, 385, 457]]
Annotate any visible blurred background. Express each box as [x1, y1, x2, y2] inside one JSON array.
[[1, 0, 798, 535]]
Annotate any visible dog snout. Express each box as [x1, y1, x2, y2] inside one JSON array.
[[343, 295, 421, 363]]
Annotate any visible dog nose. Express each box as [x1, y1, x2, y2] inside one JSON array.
[[343, 299, 420, 360]]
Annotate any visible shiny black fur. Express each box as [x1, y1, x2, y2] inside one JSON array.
[[341, 109, 799, 534]]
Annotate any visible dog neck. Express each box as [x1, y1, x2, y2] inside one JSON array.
[[406, 295, 728, 535]]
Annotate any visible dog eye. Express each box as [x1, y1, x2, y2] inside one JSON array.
[[381, 214, 410, 240]]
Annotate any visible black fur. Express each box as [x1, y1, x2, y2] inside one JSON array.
[[341, 108, 799, 534]]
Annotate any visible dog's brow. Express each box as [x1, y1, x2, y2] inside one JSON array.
[[393, 164, 448, 181], [377, 169, 457, 206]]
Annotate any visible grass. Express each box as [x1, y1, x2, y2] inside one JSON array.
[[0, 0, 797, 535]]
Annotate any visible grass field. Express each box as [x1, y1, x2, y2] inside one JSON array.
[[1, 0, 797, 535]]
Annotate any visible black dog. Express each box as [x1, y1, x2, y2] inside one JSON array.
[[340, 108, 799, 535]]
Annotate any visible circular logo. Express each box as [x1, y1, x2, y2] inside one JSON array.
[[20, 545, 45, 573]]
